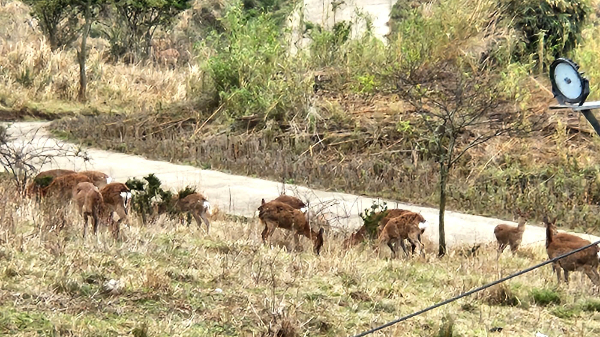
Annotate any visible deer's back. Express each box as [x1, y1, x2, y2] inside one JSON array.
[[273, 195, 305, 210]]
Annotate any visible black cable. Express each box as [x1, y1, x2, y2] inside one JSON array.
[[351, 239, 600, 337]]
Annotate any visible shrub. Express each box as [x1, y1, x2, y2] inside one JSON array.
[[126, 174, 173, 223], [531, 288, 561, 306], [359, 201, 388, 239], [203, 3, 310, 127], [501, 0, 590, 68]]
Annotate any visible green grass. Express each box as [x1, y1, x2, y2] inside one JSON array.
[[0, 182, 600, 336]]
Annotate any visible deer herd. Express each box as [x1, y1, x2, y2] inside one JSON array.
[[493, 209, 600, 287], [24, 168, 600, 287]]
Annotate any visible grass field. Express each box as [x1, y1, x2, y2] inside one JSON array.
[[1, 179, 600, 336]]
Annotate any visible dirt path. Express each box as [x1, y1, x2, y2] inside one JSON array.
[[5, 121, 600, 248]]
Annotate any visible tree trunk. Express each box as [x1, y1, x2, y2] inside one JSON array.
[[77, 0, 93, 102], [438, 163, 448, 257]]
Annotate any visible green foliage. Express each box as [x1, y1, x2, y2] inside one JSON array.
[[23, 0, 81, 50], [177, 185, 196, 199], [387, 0, 426, 36], [551, 306, 580, 319], [204, 3, 309, 126], [308, 21, 352, 67], [580, 299, 600, 312], [242, 0, 294, 26], [502, 0, 590, 68], [126, 174, 172, 221], [33, 176, 54, 188], [110, 0, 193, 58], [531, 288, 561, 306], [359, 201, 387, 239]]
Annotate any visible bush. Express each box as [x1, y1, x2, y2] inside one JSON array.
[[125, 174, 173, 223], [502, 0, 590, 68], [531, 288, 561, 306], [359, 201, 388, 239], [204, 3, 310, 127]]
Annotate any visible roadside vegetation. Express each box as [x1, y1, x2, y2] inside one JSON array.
[[1, 175, 600, 336], [2, 1, 600, 233]]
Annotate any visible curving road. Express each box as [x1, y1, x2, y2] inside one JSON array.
[[4, 121, 599, 248]]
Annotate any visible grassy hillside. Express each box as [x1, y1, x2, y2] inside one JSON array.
[[1, 177, 600, 336], [3, 0, 600, 234]]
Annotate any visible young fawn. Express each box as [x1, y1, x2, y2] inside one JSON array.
[[544, 216, 600, 286], [376, 209, 412, 237], [343, 225, 366, 248], [156, 193, 212, 233], [73, 182, 103, 238], [344, 209, 411, 248], [99, 183, 132, 240], [377, 212, 427, 258], [493, 210, 529, 257], [258, 199, 324, 255]]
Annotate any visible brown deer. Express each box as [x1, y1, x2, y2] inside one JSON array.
[[377, 212, 427, 258], [273, 195, 307, 211], [155, 193, 212, 233], [344, 209, 412, 248], [154, 48, 179, 68], [258, 199, 324, 255], [99, 183, 131, 239], [544, 216, 600, 286], [493, 210, 528, 257], [343, 225, 366, 248], [73, 182, 103, 238], [26, 169, 76, 197], [79, 170, 112, 189], [377, 209, 412, 237], [40, 173, 93, 200]]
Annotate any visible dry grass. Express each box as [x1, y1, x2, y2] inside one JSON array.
[[0, 1, 204, 115], [1, 178, 600, 336]]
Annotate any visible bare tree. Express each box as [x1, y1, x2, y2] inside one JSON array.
[[396, 61, 538, 256], [0, 124, 89, 195]]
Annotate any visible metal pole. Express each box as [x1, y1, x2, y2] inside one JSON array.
[[580, 109, 600, 137]]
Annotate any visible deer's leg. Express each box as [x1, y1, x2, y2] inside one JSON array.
[[398, 239, 409, 257], [584, 266, 600, 286], [262, 221, 276, 245], [199, 212, 211, 234], [92, 210, 99, 235], [510, 242, 521, 254], [83, 213, 89, 238], [387, 241, 396, 259], [552, 263, 561, 283], [293, 233, 301, 252], [408, 236, 420, 256], [111, 207, 128, 240], [563, 269, 570, 284]]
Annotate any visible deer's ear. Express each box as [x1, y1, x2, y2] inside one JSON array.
[[261, 198, 265, 205]]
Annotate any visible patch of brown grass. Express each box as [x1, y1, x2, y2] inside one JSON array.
[[0, 176, 600, 336]]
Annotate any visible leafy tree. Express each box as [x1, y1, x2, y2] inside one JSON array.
[[396, 61, 538, 256], [111, 0, 192, 58], [26, 0, 102, 102], [24, 0, 81, 50]]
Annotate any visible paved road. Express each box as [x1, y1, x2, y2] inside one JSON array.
[[5, 121, 600, 248]]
